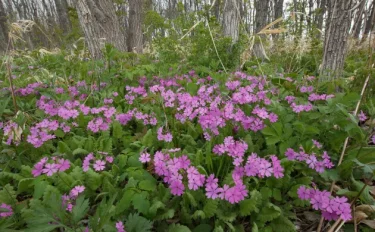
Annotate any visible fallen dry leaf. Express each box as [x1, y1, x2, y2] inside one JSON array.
[[356, 205, 375, 215], [361, 220, 375, 229], [354, 211, 368, 223]]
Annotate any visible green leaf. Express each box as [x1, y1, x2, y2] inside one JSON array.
[[269, 215, 296, 232], [203, 199, 218, 218], [252, 223, 259, 232], [239, 190, 262, 216], [54, 129, 65, 138], [57, 141, 71, 154], [149, 201, 165, 215], [265, 136, 280, 145], [273, 189, 282, 201], [142, 129, 154, 147], [168, 224, 191, 232], [132, 193, 150, 215], [262, 126, 278, 137], [85, 169, 102, 190], [193, 224, 212, 232], [18, 178, 34, 193], [257, 203, 281, 224], [139, 180, 156, 191], [33, 180, 49, 199], [72, 196, 89, 223], [0, 97, 10, 117], [260, 187, 272, 199], [73, 148, 89, 156], [125, 214, 153, 232], [192, 210, 206, 220], [113, 121, 123, 139], [116, 189, 135, 215]]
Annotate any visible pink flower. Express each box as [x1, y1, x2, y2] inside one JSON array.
[[170, 180, 184, 196], [32, 162, 44, 177], [105, 156, 114, 163], [312, 139, 322, 149], [43, 163, 58, 176], [116, 221, 126, 232], [372, 135, 375, 144], [139, 153, 151, 163], [93, 160, 106, 171], [70, 185, 85, 197], [0, 203, 13, 218], [56, 159, 70, 172], [358, 111, 367, 122]]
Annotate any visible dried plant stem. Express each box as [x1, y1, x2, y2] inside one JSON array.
[[317, 73, 370, 232], [6, 59, 18, 113], [207, 21, 227, 73], [353, 205, 357, 232]]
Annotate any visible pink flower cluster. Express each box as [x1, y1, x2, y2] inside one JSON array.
[[0, 203, 13, 218], [298, 186, 352, 221], [213, 136, 248, 166], [299, 86, 314, 93], [153, 152, 203, 196], [15, 82, 47, 96], [27, 119, 59, 148], [286, 88, 335, 113], [149, 146, 283, 203], [62, 185, 85, 212], [285, 147, 334, 173], [308, 93, 334, 101], [372, 135, 375, 144], [139, 74, 277, 140], [116, 221, 126, 232], [125, 86, 147, 104], [290, 102, 313, 113], [32, 157, 70, 177], [83, 152, 113, 172], [157, 127, 173, 142]]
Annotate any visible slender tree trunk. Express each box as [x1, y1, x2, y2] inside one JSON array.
[[214, 0, 220, 20], [273, 0, 283, 42], [128, 0, 143, 53], [362, 0, 375, 42], [55, 0, 72, 34], [0, 0, 9, 52], [253, 0, 269, 59], [316, 0, 326, 38], [222, 0, 239, 44], [320, 0, 354, 81], [351, 0, 366, 39], [274, 0, 283, 20], [75, 0, 127, 59]]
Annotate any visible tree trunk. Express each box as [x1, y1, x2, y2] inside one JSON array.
[[320, 0, 353, 81], [75, 0, 127, 59], [274, 0, 283, 20], [253, 0, 269, 60], [315, 0, 326, 38], [128, 0, 143, 53], [362, 0, 375, 42], [0, 0, 9, 52], [55, 0, 72, 34], [351, 0, 366, 39], [222, 0, 239, 44]]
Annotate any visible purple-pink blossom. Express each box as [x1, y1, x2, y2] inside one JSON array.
[[297, 186, 352, 221]]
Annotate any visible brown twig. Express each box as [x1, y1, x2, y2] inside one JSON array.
[[6, 58, 18, 113]]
